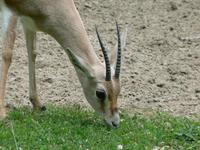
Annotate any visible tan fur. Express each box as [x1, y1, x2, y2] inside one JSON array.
[[0, 13, 17, 119], [0, 0, 126, 127]]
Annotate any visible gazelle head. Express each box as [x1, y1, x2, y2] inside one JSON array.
[[67, 22, 127, 127]]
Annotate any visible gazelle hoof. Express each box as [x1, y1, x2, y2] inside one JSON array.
[[33, 105, 46, 112]]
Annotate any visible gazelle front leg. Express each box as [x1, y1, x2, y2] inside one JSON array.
[[0, 11, 17, 119], [23, 27, 46, 111]]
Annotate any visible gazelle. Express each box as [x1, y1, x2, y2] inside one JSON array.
[[0, 0, 127, 127]]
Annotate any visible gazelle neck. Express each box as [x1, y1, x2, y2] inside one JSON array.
[[43, 7, 101, 69]]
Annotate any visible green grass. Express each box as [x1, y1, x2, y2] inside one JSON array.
[[0, 106, 199, 150]]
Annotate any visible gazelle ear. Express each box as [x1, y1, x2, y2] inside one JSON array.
[[110, 24, 128, 68], [66, 49, 94, 79]]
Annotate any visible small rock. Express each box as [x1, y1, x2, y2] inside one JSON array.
[[148, 78, 155, 84], [153, 99, 160, 102], [152, 146, 159, 150], [152, 146, 171, 150], [84, 3, 92, 9], [161, 146, 170, 150], [140, 25, 146, 30], [180, 71, 188, 75], [117, 145, 123, 150], [195, 89, 200, 93], [194, 55, 198, 59], [169, 27, 174, 31], [182, 14, 188, 18], [169, 2, 178, 11], [43, 78, 53, 83], [170, 76, 176, 82], [156, 83, 165, 88], [135, 97, 140, 101]]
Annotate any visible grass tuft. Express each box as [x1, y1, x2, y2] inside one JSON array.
[[0, 105, 199, 150]]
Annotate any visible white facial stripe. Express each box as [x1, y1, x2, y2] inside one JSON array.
[[20, 16, 38, 32], [1, 2, 13, 34], [111, 66, 115, 77]]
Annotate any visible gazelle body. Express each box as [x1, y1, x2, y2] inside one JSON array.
[[0, 0, 127, 127]]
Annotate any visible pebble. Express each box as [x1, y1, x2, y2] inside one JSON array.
[[117, 145, 123, 150]]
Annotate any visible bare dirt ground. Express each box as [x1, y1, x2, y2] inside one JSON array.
[[0, 0, 200, 119]]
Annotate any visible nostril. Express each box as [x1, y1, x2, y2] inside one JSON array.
[[112, 122, 118, 128]]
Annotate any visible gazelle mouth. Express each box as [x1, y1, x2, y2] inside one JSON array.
[[103, 112, 120, 128], [104, 119, 119, 128]]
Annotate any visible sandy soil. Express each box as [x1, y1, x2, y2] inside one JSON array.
[[0, 0, 200, 119]]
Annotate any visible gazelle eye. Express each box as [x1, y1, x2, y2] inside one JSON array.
[[96, 90, 106, 100]]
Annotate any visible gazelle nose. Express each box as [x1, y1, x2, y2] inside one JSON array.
[[104, 113, 120, 128]]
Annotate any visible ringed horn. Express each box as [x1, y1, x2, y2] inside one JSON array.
[[95, 21, 122, 81]]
